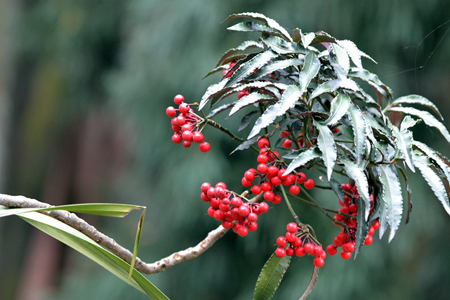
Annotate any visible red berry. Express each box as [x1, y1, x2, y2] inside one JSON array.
[[281, 131, 290, 138], [251, 185, 262, 194], [238, 90, 248, 99], [259, 202, 269, 213], [313, 245, 323, 257], [237, 226, 248, 237], [182, 130, 193, 142], [200, 192, 210, 202], [241, 177, 252, 187], [268, 151, 279, 162], [209, 198, 220, 209], [199, 142, 210, 152], [286, 222, 298, 233], [313, 257, 325, 267], [213, 210, 225, 221], [303, 243, 314, 254], [372, 220, 380, 230], [244, 170, 256, 181], [222, 220, 233, 228], [230, 197, 242, 207], [247, 222, 258, 232], [174, 94, 184, 105], [179, 103, 190, 114], [181, 124, 193, 132], [348, 204, 358, 213], [264, 191, 275, 202], [261, 182, 272, 192], [341, 250, 352, 260], [247, 213, 258, 222], [172, 133, 183, 144], [176, 115, 186, 126], [257, 163, 268, 174], [285, 232, 296, 243], [268, 166, 279, 176], [172, 124, 181, 132], [295, 247, 306, 257], [257, 154, 269, 164], [275, 248, 286, 258], [292, 237, 302, 247], [238, 205, 250, 217], [272, 194, 282, 204], [343, 242, 355, 253], [223, 69, 232, 78], [277, 236, 288, 248], [368, 226, 375, 236], [230, 208, 240, 220], [258, 138, 270, 149], [193, 132, 204, 143], [304, 179, 315, 190], [289, 185, 300, 195], [166, 106, 176, 117], [297, 172, 306, 184], [326, 244, 337, 255], [364, 235, 373, 245], [285, 247, 295, 257], [282, 139, 292, 149], [270, 176, 282, 186]]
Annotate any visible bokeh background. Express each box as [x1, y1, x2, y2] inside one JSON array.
[[0, 1, 449, 299]]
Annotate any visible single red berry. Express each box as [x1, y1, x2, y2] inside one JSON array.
[[258, 138, 270, 149], [251, 185, 262, 194], [221, 220, 233, 228], [257, 154, 269, 164], [286, 222, 298, 233], [285, 232, 296, 243], [320, 250, 327, 259], [268, 150, 279, 162], [247, 222, 258, 232], [275, 248, 286, 258], [303, 243, 314, 254], [209, 198, 220, 209], [270, 176, 282, 186], [313, 257, 325, 267], [176, 115, 186, 126], [261, 182, 272, 192], [182, 140, 191, 148], [341, 250, 352, 260], [200, 192, 210, 202], [244, 170, 256, 181], [264, 191, 275, 202], [286, 247, 295, 257], [259, 202, 269, 213], [219, 203, 230, 212], [166, 106, 176, 117], [283, 174, 296, 186], [241, 177, 252, 187], [289, 185, 300, 195], [326, 244, 337, 255], [237, 226, 248, 237], [257, 163, 268, 174], [215, 182, 227, 189], [230, 208, 241, 220], [281, 130, 290, 138], [304, 179, 315, 190], [372, 219, 380, 230], [238, 205, 250, 217], [364, 235, 373, 245], [292, 237, 302, 247], [295, 247, 306, 257], [283, 139, 292, 149], [172, 133, 183, 144], [213, 210, 225, 221], [172, 124, 181, 132], [199, 142, 210, 152], [348, 203, 358, 213], [237, 90, 248, 99], [181, 124, 193, 132], [206, 187, 216, 198], [179, 103, 190, 114], [230, 197, 242, 208], [277, 236, 288, 248], [333, 128, 340, 133], [247, 213, 258, 222], [368, 226, 375, 236], [343, 242, 355, 253], [223, 69, 232, 78], [193, 131, 204, 143], [207, 207, 215, 217], [268, 166, 279, 176], [182, 130, 193, 142], [272, 194, 282, 204], [174, 94, 184, 105]]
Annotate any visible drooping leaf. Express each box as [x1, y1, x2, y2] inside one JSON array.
[[348, 68, 393, 100], [253, 252, 291, 300], [346, 103, 367, 165], [400, 115, 420, 131], [223, 12, 292, 42], [199, 80, 229, 110], [378, 198, 388, 239], [248, 85, 302, 139], [239, 110, 260, 131], [298, 52, 320, 96], [378, 164, 403, 242], [12, 210, 169, 300], [225, 51, 279, 88], [247, 58, 303, 80], [261, 36, 307, 54], [230, 93, 276, 117], [308, 78, 359, 101], [314, 120, 336, 180], [354, 200, 369, 258], [285, 147, 321, 175], [413, 141, 450, 181], [227, 21, 277, 35], [413, 153, 450, 215], [216, 40, 263, 67], [128, 209, 146, 281], [203, 65, 229, 79], [396, 166, 413, 225], [391, 94, 443, 120], [392, 127, 415, 172], [206, 102, 237, 118], [325, 94, 351, 125], [337, 40, 365, 69], [331, 44, 350, 73], [340, 159, 371, 219], [387, 106, 450, 143], [230, 136, 259, 155]]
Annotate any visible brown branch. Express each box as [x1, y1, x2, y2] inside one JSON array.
[[0, 192, 263, 274]]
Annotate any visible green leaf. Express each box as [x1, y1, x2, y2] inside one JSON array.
[[206, 102, 236, 118], [400, 115, 420, 131], [298, 52, 320, 96], [224, 12, 292, 42], [199, 80, 229, 110], [248, 85, 302, 139], [387, 106, 450, 143], [248, 58, 303, 80], [346, 103, 367, 165], [225, 51, 279, 88], [396, 166, 413, 225], [13, 211, 169, 300], [337, 40, 369, 69], [340, 159, 371, 219], [391, 94, 443, 120], [308, 78, 359, 101], [413, 141, 450, 181], [285, 147, 321, 175], [227, 21, 276, 34], [328, 176, 346, 205], [378, 164, 403, 242], [301, 32, 316, 48], [325, 94, 351, 125], [378, 198, 388, 239], [413, 153, 450, 215], [253, 252, 291, 300], [203, 65, 228, 79], [314, 120, 336, 180], [348, 68, 393, 100], [239, 110, 260, 132], [216, 40, 263, 67], [0, 203, 143, 218], [230, 93, 276, 116], [392, 127, 415, 172], [309, 31, 336, 45], [261, 36, 306, 55], [128, 209, 146, 281], [331, 44, 350, 73], [354, 200, 369, 258], [230, 136, 259, 154]]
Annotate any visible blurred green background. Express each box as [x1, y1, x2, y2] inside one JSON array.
[[0, 1, 449, 299]]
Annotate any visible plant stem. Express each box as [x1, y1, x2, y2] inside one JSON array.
[[280, 185, 301, 226]]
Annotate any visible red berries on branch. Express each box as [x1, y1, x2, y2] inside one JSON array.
[[166, 94, 210, 152]]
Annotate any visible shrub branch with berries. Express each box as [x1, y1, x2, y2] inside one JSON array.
[[167, 12, 450, 300]]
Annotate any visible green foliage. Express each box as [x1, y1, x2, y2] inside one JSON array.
[[253, 253, 291, 300]]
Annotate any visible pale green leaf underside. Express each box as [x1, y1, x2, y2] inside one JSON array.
[[314, 120, 336, 180], [341, 159, 371, 219]]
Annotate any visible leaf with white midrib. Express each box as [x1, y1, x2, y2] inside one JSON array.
[[391, 94, 443, 120], [253, 253, 291, 300], [354, 200, 369, 258], [346, 103, 367, 165], [247, 58, 303, 80], [285, 147, 321, 175], [314, 120, 336, 180], [206, 102, 236, 118], [378, 164, 403, 242], [230, 93, 276, 116], [392, 127, 415, 172], [325, 94, 351, 125], [298, 52, 320, 96]]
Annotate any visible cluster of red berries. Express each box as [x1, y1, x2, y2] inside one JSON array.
[[200, 181, 269, 237], [223, 61, 236, 78], [241, 137, 315, 203], [166, 94, 210, 152], [325, 183, 379, 260], [275, 222, 327, 268]]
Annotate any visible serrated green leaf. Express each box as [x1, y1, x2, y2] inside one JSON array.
[[199, 80, 229, 110], [337, 40, 364, 69], [261, 36, 307, 55], [314, 120, 336, 180], [325, 94, 351, 125], [413, 141, 450, 181], [340, 159, 371, 219], [239, 110, 260, 132], [310, 31, 336, 45], [378, 164, 403, 242], [346, 104, 367, 165], [392, 127, 415, 172], [216, 40, 263, 67], [203, 65, 229, 79], [298, 52, 320, 96], [230, 93, 276, 116], [387, 106, 450, 143], [285, 147, 321, 175], [329, 176, 346, 205], [248, 58, 303, 80], [225, 51, 278, 88], [230, 136, 259, 155], [227, 21, 276, 34], [391, 94, 443, 120], [354, 200, 369, 258], [396, 166, 413, 225], [206, 102, 236, 118], [248, 85, 302, 139], [308, 78, 359, 101], [348, 68, 393, 100], [400, 115, 420, 131], [301, 32, 315, 48], [253, 253, 291, 300], [331, 44, 350, 73], [413, 153, 450, 215], [224, 12, 292, 42], [12, 210, 169, 300]]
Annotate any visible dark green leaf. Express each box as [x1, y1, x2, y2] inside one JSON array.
[[314, 120, 336, 180], [253, 252, 291, 300], [239, 111, 260, 132], [298, 52, 320, 96], [348, 68, 393, 100], [203, 65, 228, 79], [248, 58, 303, 80], [325, 94, 351, 125], [392, 127, 415, 172], [310, 31, 337, 45], [308, 78, 359, 101], [227, 21, 276, 34], [354, 200, 369, 258], [328, 175, 346, 205], [216, 40, 263, 67], [206, 102, 236, 118], [413, 141, 450, 180], [285, 147, 321, 175], [340, 159, 371, 219], [199, 80, 229, 110], [378, 164, 403, 242], [391, 94, 443, 120], [387, 106, 450, 143], [230, 136, 259, 155], [230, 93, 276, 116], [396, 166, 413, 225], [261, 36, 307, 54], [248, 85, 302, 139], [223, 12, 292, 42], [346, 103, 367, 165]]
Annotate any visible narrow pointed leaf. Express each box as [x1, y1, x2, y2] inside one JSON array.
[[354, 200, 369, 257], [224, 12, 292, 42], [230, 136, 259, 155], [248, 85, 302, 139], [331, 44, 350, 73], [253, 253, 291, 300], [341, 159, 371, 219], [285, 147, 321, 175], [413, 141, 450, 181], [413, 154, 450, 215], [207, 102, 236, 118], [248, 58, 303, 80], [15, 211, 169, 300], [261, 36, 307, 54], [392, 127, 415, 172], [203, 65, 228, 79], [216, 40, 263, 67], [325, 94, 351, 125], [378, 164, 403, 242], [397, 166, 413, 225], [348, 68, 393, 99], [387, 106, 450, 143], [308, 78, 359, 101], [298, 52, 320, 95], [199, 80, 229, 110], [239, 110, 260, 131], [378, 199, 388, 239], [337, 40, 364, 69], [227, 21, 276, 34], [346, 104, 367, 165], [230, 93, 276, 116], [314, 120, 336, 180], [400, 115, 420, 131], [391, 95, 443, 120], [128, 209, 146, 281]]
